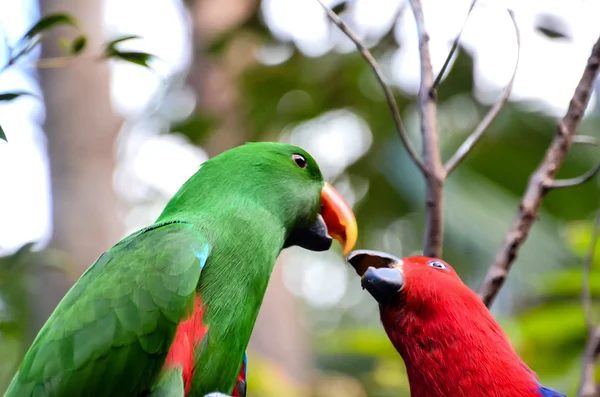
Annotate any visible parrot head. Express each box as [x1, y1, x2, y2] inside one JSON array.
[[346, 250, 464, 308], [345, 250, 560, 397], [163, 142, 357, 255]]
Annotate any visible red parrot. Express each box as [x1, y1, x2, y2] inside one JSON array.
[[346, 250, 566, 397]]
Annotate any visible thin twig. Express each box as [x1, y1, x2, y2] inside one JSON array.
[[409, 0, 445, 257], [445, 9, 520, 175], [578, 326, 600, 397], [577, 213, 600, 397], [316, 0, 426, 175], [431, 0, 476, 92], [546, 162, 600, 189], [33, 55, 84, 69], [584, 213, 600, 331], [478, 35, 600, 308], [574, 135, 599, 146]]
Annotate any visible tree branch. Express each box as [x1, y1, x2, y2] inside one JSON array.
[[431, 0, 476, 92], [316, 0, 426, 175], [546, 162, 600, 189], [478, 36, 600, 308], [444, 9, 520, 175], [585, 213, 600, 331], [409, 0, 445, 257], [578, 326, 600, 397], [574, 135, 599, 146], [577, 213, 600, 397]]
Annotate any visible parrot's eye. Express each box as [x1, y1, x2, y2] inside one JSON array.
[[427, 260, 447, 271], [292, 154, 307, 168]]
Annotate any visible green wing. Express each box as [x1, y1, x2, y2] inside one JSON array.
[[5, 221, 210, 397]]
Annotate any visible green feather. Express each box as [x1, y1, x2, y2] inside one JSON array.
[[153, 143, 324, 396], [148, 367, 185, 397], [5, 222, 209, 396], [6, 142, 327, 397]]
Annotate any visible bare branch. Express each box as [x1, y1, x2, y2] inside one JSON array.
[[578, 213, 600, 397], [585, 213, 600, 331], [445, 10, 520, 175], [574, 135, 599, 146], [432, 0, 476, 91], [408, 0, 446, 257], [578, 326, 600, 397], [316, 0, 426, 175], [478, 36, 600, 308], [546, 162, 600, 189]]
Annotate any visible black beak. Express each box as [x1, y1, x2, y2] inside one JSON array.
[[283, 214, 332, 252], [346, 249, 400, 276], [361, 267, 404, 307], [346, 249, 404, 307]]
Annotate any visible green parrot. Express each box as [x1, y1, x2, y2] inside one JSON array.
[[5, 142, 358, 397]]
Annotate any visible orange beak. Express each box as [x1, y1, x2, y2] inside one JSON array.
[[320, 182, 358, 255]]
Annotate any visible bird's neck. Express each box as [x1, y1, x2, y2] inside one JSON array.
[[164, 204, 285, 395], [163, 202, 286, 329], [381, 304, 542, 397]]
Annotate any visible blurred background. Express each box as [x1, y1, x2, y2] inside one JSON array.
[[0, 0, 599, 395]]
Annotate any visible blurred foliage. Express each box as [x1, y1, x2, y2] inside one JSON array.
[[168, 3, 599, 395], [1, 2, 599, 396], [0, 13, 154, 141], [512, 219, 600, 395], [0, 244, 69, 389], [0, 244, 34, 388]]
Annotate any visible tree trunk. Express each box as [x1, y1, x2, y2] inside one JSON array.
[[31, 0, 122, 334]]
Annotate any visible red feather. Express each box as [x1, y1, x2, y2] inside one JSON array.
[[231, 359, 246, 397], [165, 295, 207, 395], [380, 256, 543, 397], [163, 295, 248, 396]]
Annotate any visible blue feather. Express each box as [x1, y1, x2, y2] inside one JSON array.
[[193, 245, 210, 269], [537, 385, 566, 396]]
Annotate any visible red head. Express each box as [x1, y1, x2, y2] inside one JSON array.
[[347, 250, 548, 397]]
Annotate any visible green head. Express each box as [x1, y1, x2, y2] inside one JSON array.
[[158, 142, 357, 254]]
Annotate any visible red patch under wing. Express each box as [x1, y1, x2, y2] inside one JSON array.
[[164, 295, 247, 396], [164, 295, 207, 395]]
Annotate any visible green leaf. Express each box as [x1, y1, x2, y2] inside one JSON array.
[[103, 35, 153, 68], [105, 35, 142, 49], [10, 13, 79, 63], [535, 14, 570, 40], [537, 26, 568, 39], [21, 13, 78, 42], [108, 51, 154, 68], [58, 35, 86, 56], [0, 92, 37, 141], [0, 92, 33, 102], [70, 35, 87, 55], [331, 2, 348, 14]]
